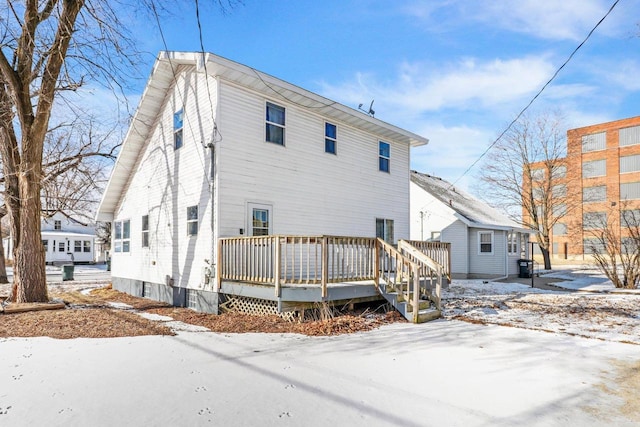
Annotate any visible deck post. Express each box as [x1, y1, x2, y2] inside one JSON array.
[[321, 236, 328, 298], [374, 239, 380, 287], [274, 235, 281, 297], [412, 264, 420, 323], [215, 238, 222, 292]]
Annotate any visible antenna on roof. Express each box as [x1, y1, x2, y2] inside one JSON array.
[[358, 100, 375, 117]]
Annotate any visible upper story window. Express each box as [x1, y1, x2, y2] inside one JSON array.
[[478, 231, 494, 255], [54, 220, 61, 230], [620, 125, 640, 147], [553, 223, 567, 236], [621, 182, 640, 200], [552, 165, 566, 179], [531, 168, 545, 181], [114, 219, 130, 253], [379, 141, 390, 173], [142, 215, 149, 247], [583, 212, 607, 229], [620, 154, 640, 174], [325, 122, 337, 154], [174, 108, 184, 150], [187, 206, 198, 236], [582, 159, 606, 178], [583, 185, 606, 203], [266, 102, 285, 145], [581, 132, 606, 152], [552, 184, 567, 198]]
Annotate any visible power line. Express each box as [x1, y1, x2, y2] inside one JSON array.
[[449, 0, 621, 188]]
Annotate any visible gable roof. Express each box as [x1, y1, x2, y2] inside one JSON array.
[[411, 171, 532, 233], [96, 51, 429, 221]]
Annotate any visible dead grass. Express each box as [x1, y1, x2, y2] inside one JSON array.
[[0, 286, 405, 339]]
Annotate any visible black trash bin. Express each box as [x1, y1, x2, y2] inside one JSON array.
[[517, 259, 532, 278]]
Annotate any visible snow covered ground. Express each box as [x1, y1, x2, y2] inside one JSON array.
[[1, 266, 639, 425]]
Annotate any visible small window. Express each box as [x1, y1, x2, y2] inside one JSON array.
[[478, 231, 493, 254], [252, 208, 269, 236], [58, 241, 65, 252], [376, 218, 394, 243], [174, 108, 184, 150], [325, 122, 337, 154], [187, 206, 198, 236], [114, 219, 130, 253], [83, 241, 91, 253], [142, 215, 149, 247], [430, 231, 441, 241], [379, 141, 390, 172], [74, 241, 82, 253], [54, 220, 61, 230], [266, 102, 285, 145], [42, 240, 48, 252], [507, 232, 518, 255]]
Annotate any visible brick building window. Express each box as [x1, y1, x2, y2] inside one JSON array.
[[581, 132, 606, 152], [583, 185, 606, 203], [582, 159, 606, 178], [620, 125, 640, 147]]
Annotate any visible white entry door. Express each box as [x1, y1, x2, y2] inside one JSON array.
[[247, 203, 273, 236]]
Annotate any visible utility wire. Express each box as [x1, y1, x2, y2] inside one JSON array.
[[449, 0, 621, 188]]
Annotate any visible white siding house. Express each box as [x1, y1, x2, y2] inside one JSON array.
[[4, 212, 96, 264], [96, 52, 428, 311], [410, 171, 533, 279]]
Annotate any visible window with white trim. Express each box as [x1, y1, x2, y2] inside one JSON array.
[[266, 102, 285, 145], [54, 220, 62, 230], [83, 241, 91, 253], [478, 231, 494, 254], [507, 232, 518, 255], [114, 219, 130, 253], [376, 218, 394, 243], [42, 240, 48, 252], [379, 141, 390, 172], [251, 208, 269, 236], [74, 241, 82, 253], [187, 206, 198, 236], [58, 241, 65, 252], [142, 215, 149, 247], [325, 122, 337, 154], [174, 109, 184, 150]]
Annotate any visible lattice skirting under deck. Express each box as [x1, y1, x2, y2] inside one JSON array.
[[220, 295, 297, 321]]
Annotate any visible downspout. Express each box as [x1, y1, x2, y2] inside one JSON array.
[[207, 141, 216, 289]]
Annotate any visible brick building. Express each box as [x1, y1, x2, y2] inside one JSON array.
[[528, 115, 640, 259]]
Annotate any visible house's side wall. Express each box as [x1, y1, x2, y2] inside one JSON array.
[[216, 81, 411, 240], [441, 220, 468, 277], [42, 212, 96, 234], [110, 67, 217, 301], [468, 228, 507, 278], [409, 182, 458, 241]]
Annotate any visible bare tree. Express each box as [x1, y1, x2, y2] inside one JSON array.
[[478, 111, 575, 270], [585, 206, 640, 289]]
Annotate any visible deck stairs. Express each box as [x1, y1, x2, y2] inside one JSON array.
[[376, 239, 445, 323]]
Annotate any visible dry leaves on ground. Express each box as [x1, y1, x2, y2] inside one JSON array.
[[0, 286, 404, 339]]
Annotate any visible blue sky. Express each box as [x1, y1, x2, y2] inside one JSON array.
[[103, 0, 640, 191]]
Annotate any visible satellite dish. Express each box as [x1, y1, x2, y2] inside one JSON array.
[[358, 100, 375, 117]]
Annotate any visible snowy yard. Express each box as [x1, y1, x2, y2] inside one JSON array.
[[443, 269, 640, 345]]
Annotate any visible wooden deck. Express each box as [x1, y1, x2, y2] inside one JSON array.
[[216, 235, 450, 322]]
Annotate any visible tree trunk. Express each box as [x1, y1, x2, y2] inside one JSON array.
[[540, 246, 552, 270], [12, 167, 48, 303], [0, 221, 9, 284]]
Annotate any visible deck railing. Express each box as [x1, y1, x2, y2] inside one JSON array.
[[402, 240, 451, 281], [218, 235, 376, 297]]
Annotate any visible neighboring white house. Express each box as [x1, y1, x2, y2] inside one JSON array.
[[4, 211, 96, 264], [96, 51, 429, 311], [410, 171, 533, 279]]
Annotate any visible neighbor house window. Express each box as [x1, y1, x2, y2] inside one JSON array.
[[507, 232, 518, 255], [114, 219, 130, 253], [42, 240, 48, 252], [325, 122, 337, 154], [74, 241, 82, 253], [54, 220, 61, 230], [83, 241, 91, 253], [379, 141, 390, 172], [58, 241, 65, 252], [174, 108, 184, 150], [187, 206, 198, 236], [376, 218, 394, 243], [142, 215, 149, 247], [252, 208, 269, 236], [266, 102, 285, 145], [478, 231, 494, 254]]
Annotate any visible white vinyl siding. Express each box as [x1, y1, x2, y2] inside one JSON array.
[[583, 212, 606, 229], [441, 221, 468, 276], [619, 125, 640, 147], [583, 185, 606, 203], [620, 182, 640, 200], [582, 159, 606, 178], [581, 132, 606, 152], [620, 154, 640, 173]]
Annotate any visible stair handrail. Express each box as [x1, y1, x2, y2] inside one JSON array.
[[397, 240, 442, 311]]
